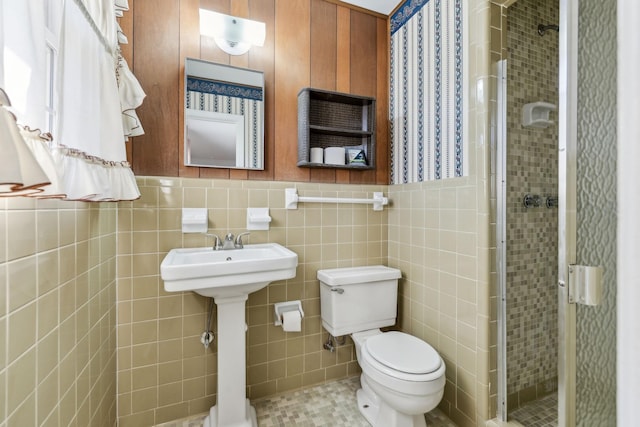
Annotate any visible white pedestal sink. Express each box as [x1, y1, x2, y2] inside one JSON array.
[[160, 243, 298, 427]]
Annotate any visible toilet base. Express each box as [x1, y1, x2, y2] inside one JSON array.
[[356, 384, 379, 426], [356, 375, 427, 427]]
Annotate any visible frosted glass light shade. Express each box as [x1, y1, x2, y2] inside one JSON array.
[[199, 9, 265, 55]]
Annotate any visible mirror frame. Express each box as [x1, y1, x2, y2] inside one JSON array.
[[184, 58, 265, 170]]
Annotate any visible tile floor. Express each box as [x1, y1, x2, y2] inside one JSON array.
[[157, 376, 457, 427], [510, 392, 557, 427]]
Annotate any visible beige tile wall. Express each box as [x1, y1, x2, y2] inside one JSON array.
[[384, 2, 494, 426], [1, 2, 498, 426], [0, 197, 117, 427], [116, 177, 389, 427], [387, 176, 491, 427]]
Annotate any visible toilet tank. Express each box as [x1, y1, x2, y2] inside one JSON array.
[[318, 266, 402, 337]]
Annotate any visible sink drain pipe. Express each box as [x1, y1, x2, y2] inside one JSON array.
[[201, 298, 215, 349]]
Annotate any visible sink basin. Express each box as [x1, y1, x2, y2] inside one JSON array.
[[160, 243, 298, 298]]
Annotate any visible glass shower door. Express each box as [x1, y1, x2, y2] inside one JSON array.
[[558, 0, 616, 425]]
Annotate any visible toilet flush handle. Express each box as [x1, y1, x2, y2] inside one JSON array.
[[331, 287, 344, 294]]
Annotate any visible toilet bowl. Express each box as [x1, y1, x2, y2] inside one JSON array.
[[318, 266, 446, 427], [352, 330, 446, 427]]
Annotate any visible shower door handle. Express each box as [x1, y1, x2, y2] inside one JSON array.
[[567, 264, 603, 306]]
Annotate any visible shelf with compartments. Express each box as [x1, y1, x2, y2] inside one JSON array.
[[297, 88, 376, 169]]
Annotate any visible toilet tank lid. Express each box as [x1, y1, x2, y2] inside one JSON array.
[[317, 265, 401, 286]]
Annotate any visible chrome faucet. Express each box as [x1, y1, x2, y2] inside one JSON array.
[[234, 232, 250, 249], [204, 233, 222, 250], [213, 231, 250, 250], [222, 233, 236, 250]]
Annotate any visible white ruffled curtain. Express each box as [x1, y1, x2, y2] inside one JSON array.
[[0, 0, 143, 201]]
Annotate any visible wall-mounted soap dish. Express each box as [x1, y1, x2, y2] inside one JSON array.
[[522, 101, 556, 128]]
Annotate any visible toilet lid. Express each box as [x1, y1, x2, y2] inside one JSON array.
[[365, 331, 441, 375]]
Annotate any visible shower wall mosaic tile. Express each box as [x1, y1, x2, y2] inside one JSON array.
[[504, 0, 559, 406]]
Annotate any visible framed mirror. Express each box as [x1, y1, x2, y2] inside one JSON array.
[[185, 58, 265, 169]]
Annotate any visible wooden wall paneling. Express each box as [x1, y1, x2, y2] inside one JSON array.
[[348, 10, 377, 184], [132, 0, 180, 176], [334, 6, 351, 184], [309, 0, 338, 183], [323, 0, 387, 19], [229, 169, 249, 185], [349, 12, 377, 103], [310, 1, 337, 90], [273, 0, 311, 182], [247, 0, 276, 181], [199, 166, 232, 179], [179, 0, 201, 178], [127, 0, 388, 182], [375, 17, 390, 185]]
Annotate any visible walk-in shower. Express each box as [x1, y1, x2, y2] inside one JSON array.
[[495, 0, 560, 424], [495, 0, 617, 425]]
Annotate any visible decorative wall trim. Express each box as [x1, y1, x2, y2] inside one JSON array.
[[454, 0, 463, 176], [186, 77, 263, 101], [390, 0, 465, 183], [391, 0, 431, 35]]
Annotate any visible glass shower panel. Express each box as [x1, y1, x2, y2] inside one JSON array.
[[575, 0, 616, 424]]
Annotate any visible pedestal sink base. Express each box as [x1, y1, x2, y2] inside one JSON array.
[[203, 399, 257, 427]]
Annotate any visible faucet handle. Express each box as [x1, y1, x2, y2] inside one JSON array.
[[224, 232, 235, 242], [204, 233, 222, 250], [235, 232, 250, 248]]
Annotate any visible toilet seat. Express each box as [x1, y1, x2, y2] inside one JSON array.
[[366, 331, 441, 375], [361, 331, 443, 383]]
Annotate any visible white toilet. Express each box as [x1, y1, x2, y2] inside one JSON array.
[[318, 266, 446, 427]]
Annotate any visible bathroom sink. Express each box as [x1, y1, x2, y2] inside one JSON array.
[[160, 242, 298, 427], [160, 243, 298, 298]]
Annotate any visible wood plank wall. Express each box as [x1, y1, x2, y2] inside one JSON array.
[[122, 0, 389, 185]]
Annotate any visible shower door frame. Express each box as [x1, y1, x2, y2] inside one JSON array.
[[495, 59, 508, 422], [494, 0, 578, 424], [557, 0, 578, 424]]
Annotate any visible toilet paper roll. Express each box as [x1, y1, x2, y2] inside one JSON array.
[[282, 310, 302, 332], [310, 147, 324, 163], [324, 147, 346, 165]]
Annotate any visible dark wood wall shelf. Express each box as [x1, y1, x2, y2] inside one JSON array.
[[297, 88, 376, 169]]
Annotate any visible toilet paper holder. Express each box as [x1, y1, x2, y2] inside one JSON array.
[[273, 300, 304, 326]]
